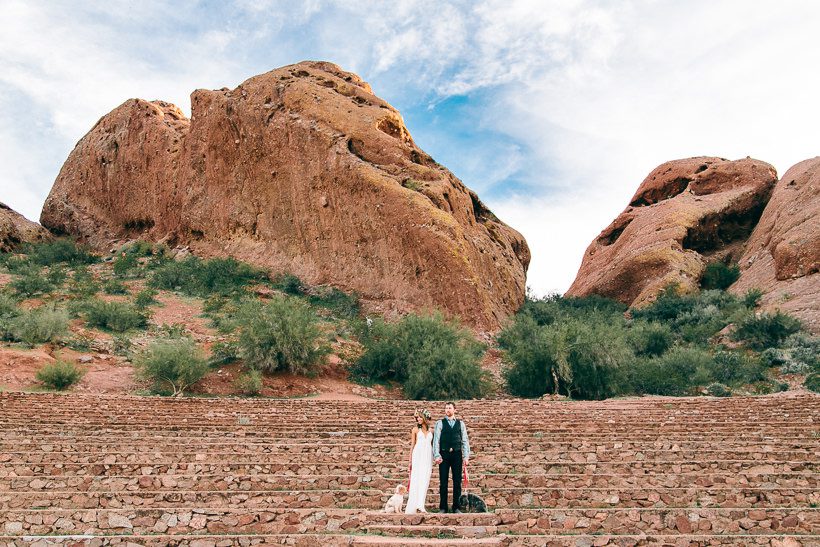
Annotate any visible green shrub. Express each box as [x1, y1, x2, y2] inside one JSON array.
[[134, 289, 159, 309], [0, 293, 22, 341], [67, 267, 100, 298], [112, 252, 140, 278], [135, 337, 209, 396], [308, 287, 360, 319], [9, 265, 55, 297], [11, 306, 70, 346], [706, 350, 766, 385], [743, 288, 764, 308], [731, 310, 802, 350], [518, 293, 626, 327], [66, 334, 93, 352], [353, 312, 488, 400], [26, 239, 96, 266], [700, 261, 740, 290], [272, 273, 305, 295], [632, 285, 695, 323], [149, 256, 265, 297], [627, 322, 674, 357], [208, 340, 240, 367], [35, 360, 84, 390], [103, 278, 129, 295], [0, 254, 33, 273], [111, 334, 133, 357], [499, 314, 632, 400], [705, 382, 732, 397], [238, 297, 330, 376], [82, 299, 148, 332], [626, 347, 714, 396], [46, 265, 68, 287], [805, 373, 820, 393], [234, 369, 263, 396]]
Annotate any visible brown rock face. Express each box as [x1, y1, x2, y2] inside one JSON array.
[[0, 203, 51, 252], [40, 61, 529, 329], [566, 157, 777, 305], [731, 158, 820, 333]]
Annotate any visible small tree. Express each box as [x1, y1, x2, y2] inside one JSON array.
[[731, 310, 802, 350], [700, 261, 740, 290], [136, 337, 209, 396], [238, 297, 329, 376], [36, 360, 84, 390]]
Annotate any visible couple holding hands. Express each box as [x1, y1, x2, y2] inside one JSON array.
[[405, 401, 471, 514]]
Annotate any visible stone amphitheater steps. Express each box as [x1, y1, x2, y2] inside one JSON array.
[[1, 391, 817, 545]]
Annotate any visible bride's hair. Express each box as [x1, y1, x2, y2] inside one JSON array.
[[414, 409, 431, 429]]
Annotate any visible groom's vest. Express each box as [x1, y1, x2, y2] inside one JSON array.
[[440, 419, 463, 453]]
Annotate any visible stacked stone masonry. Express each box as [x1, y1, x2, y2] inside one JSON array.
[[0, 392, 818, 545]]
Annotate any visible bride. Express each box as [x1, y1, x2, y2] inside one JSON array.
[[405, 409, 433, 513]]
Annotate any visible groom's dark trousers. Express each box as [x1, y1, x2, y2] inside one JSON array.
[[439, 449, 462, 512]]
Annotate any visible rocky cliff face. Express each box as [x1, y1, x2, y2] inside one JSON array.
[[40, 61, 529, 329], [566, 157, 777, 305], [567, 155, 819, 333], [0, 203, 51, 252], [731, 158, 820, 333]]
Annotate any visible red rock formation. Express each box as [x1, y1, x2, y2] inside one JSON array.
[[0, 203, 51, 252], [566, 157, 777, 305], [731, 158, 820, 333], [40, 61, 529, 330]]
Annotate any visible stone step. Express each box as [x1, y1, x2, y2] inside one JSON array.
[[3, 485, 816, 510], [1, 507, 816, 536]]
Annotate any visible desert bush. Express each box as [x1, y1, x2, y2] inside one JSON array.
[[149, 256, 264, 297], [9, 265, 55, 297], [67, 267, 100, 298], [700, 261, 740, 290], [111, 334, 133, 357], [36, 360, 84, 390], [626, 346, 714, 396], [705, 382, 732, 397], [27, 239, 96, 266], [135, 337, 209, 396], [353, 312, 488, 399], [66, 334, 93, 352], [134, 289, 159, 309], [309, 287, 360, 319], [82, 299, 148, 332], [234, 369, 263, 396], [112, 251, 140, 278], [0, 293, 22, 341], [627, 321, 674, 357], [208, 340, 240, 367], [46, 265, 68, 287], [0, 254, 33, 273], [731, 310, 802, 350], [11, 306, 69, 346], [805, 373, 820, 393], [499, 313, 632, 400], [238, 297, 330, 376], [272, 273, 305, 295], [743, 288, 764, 308], [518, 293, 626, 327], [103, 278, 129, 295], [705, 350, 766, 385]]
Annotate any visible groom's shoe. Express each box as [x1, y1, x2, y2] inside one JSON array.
[[451, 507, 462, 514]]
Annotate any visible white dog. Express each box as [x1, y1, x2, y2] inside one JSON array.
[[383, 484, 407, 513]]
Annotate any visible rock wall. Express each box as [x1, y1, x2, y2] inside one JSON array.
[[0, 203, 51, 252], [40, 61, 529, 330]]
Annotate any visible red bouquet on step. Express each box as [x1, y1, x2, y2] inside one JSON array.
[[462, 461, 469, 487]]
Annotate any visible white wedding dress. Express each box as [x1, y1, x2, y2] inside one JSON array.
[[405, 428, 433, 513]]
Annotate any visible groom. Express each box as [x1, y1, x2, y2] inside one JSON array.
[[433, 401, 471, 513]]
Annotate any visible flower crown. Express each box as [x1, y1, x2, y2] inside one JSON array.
[[415, 409, 432, 421]]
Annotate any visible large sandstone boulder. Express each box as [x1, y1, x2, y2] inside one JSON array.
[[0, 203, 51, 252], [731, 158, 820, 333], [40, 61, 529, 329], [566, 157, 777, 305]]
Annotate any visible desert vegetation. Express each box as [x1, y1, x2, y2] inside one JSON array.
[[498, 284, 817, 399]]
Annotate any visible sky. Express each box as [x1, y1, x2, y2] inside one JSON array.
[[1, 0, 819, 295]]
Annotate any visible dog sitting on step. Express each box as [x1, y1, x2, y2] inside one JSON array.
[[382, 484, 407, 513], [458, 492, 487, 513]]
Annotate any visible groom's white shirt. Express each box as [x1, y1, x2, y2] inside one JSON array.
[[432, 418, 470, 461]]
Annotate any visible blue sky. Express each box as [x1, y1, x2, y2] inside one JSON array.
[[2, 1, 819, 295]]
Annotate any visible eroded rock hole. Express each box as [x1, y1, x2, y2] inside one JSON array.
[[695, 164, 709, 174], [630, 177, 691, 207], [293, 70, 310, 77], [682, 201, 768, 255], [597, 217, 633, 246], [377, 119, 402, 139], [469, 191, 498, 223], [123, 218, 155, 232], [347, 138, 367, 162]]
